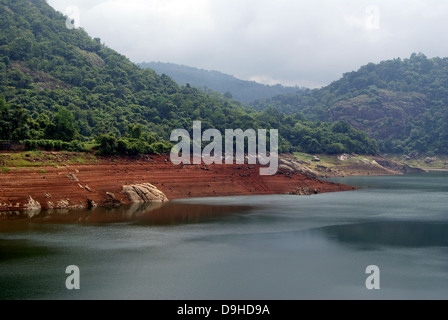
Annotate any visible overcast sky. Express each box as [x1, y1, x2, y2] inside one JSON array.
[[48, 0, 448, 88]]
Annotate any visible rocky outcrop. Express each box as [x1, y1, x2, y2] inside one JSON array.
[[87, 199, 98, 209], [425, 157, 438, 164], [279, 156, 321, 178], [26, 196, 41, 211], [122, 183, 169, 203], [372, 157, 427, 174], [338, 154, 351, 161], [67, 173, 79, 181], [289, 187, 319, 195], [25, 196, 41, 217]]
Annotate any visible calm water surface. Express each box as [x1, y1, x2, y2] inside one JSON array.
[[1, 172, 447, 300]]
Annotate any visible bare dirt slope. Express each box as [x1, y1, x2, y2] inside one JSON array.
[[0, 153, 355, 212]]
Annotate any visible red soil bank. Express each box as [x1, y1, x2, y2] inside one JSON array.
[[0, 155, 356, 212]]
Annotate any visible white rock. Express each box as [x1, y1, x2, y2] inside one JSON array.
[[122, 183, 169, 203]]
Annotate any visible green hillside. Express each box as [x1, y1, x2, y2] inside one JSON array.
[[0, 0, 378, 156], [251, 53, 448, 154]]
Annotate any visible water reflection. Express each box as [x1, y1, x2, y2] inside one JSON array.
[[320, 221, 448, 248], [0, 202, 254, 229], [0, 239, 57, 262]]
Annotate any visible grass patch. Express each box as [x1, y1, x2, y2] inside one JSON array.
[[38, 169, 47, 174], [45, 154, 56, 161], [66, 153, 99, 165], [6, 159, 43, 167], [316, 155, 341, 167], [293, 152, 314, 162], [1, 167, 10, 173], [293, 152, 341, 168], [3, 153, 43, 168], [86, 154, 99, 163], [69, 157, 86, 164]]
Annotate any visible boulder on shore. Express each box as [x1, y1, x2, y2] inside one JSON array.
[[122, 183, 169, 203], [25, 196, 41, 217]]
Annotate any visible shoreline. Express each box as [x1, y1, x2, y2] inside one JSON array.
[[0, 154, 356, 213], [280, 153, 426, 178]]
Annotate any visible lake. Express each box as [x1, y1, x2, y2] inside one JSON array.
[[1, 172, 448, 300]]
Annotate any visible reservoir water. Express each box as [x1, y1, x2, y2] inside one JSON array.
[[1, 172, 447, 300]]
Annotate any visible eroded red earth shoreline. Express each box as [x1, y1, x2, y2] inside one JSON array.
[[0, 155, 356, 212]]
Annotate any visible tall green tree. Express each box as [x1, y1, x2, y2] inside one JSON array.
[[45, 107, 76, 141]]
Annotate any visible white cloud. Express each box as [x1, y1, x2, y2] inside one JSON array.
[[47, 0, 448, 88]]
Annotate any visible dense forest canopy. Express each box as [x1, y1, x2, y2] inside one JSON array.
[[0, 0, 378, 155], [251, 53, 448, 154]]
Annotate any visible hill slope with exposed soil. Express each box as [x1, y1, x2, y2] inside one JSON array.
[[0, 153, 356, 213]]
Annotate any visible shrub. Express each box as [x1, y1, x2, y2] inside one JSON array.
[[95, 134, 171, 156], [326, 143, 346, 154], [23, 140, 87, 152]]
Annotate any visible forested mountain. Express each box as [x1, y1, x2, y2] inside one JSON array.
[[139, 62, 302, 104], [0, 0, 378, 155], [251, 53, 448, 154]]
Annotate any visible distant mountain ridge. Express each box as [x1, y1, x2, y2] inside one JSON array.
[[251, 53, 448, 154], [139, 62, 302, 103]]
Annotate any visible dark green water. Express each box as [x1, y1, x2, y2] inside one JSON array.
[[1, 172, 448, 300]]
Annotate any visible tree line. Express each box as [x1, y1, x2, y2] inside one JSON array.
[[0, 0, 379, 156]]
